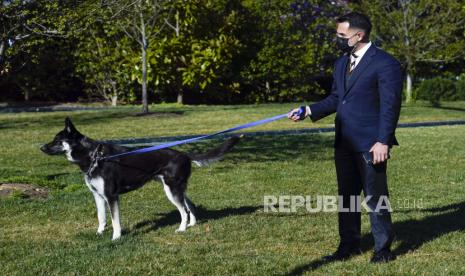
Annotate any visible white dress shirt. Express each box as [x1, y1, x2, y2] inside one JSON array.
[[350, 41, 372, 71]]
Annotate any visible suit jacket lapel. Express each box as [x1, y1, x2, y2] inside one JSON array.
[[343, 45, 377, 97], [339, 55, 349, 94]]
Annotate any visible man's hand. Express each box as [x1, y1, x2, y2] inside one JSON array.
[[369, 142, 389, 164], [288, 106, 310, 122]]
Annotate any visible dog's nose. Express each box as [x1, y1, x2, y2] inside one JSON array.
[[40, 144, 47, 152]]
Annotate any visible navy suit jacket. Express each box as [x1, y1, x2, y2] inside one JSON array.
[[309, 45, 403, 152]]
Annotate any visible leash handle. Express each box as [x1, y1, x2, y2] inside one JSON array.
[[290, 106, 306, 121]]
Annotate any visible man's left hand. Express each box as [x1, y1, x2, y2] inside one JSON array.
[[369, 142, 389, 164]]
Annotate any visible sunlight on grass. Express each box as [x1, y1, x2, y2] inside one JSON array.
[[1, 102, 465, 274]]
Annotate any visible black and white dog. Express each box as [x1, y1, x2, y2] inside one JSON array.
[[41, 118, 240, 240]]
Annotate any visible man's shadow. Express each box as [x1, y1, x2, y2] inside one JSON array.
[[130, 205, 261, 235], [285, 201, 465, 275]]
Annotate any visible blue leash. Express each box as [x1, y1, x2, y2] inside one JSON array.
[[102, 107, 305, 161]]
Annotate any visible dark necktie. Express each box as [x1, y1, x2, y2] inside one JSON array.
[[349, 53, 358, 72]]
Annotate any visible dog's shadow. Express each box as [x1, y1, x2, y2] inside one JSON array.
[[183, 134, 334, 164], [284, 201, 465, 275], [130, 205, 261, 235]]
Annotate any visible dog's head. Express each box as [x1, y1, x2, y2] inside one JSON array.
[[40, 117, 84, 156]]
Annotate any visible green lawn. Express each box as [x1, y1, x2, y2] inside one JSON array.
[[1, 101, 465, 275]]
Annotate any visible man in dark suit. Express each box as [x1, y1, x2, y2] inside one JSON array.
[[289, 12, 402, 263]]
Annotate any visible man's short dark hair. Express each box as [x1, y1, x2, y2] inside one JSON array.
[[336, 12, 372, 41]]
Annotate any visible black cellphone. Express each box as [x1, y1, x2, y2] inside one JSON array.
[[362, 152, 390, 165], [362, 152, 374, 165]]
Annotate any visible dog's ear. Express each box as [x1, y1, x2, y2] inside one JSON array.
[[64, 117, 78, 134]]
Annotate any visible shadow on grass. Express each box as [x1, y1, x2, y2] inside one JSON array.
[[0, 109, 186, 130], [435, 106, 465, 112], [131, 205, 261, 235], [60, 110, 186, 127], [0, 111, 130, 130], [183, 133, 334, 164], [283, 234, 374, 275], [285, 201, 465, 275], [392, 201, 465, 255]]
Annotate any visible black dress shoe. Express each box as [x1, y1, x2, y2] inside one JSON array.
[[323, 246, 362, 261], [370, 250, 396, 263]]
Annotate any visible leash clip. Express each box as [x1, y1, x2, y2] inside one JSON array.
[[87, 144, 104, 177]]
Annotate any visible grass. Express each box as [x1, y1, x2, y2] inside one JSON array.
[[1, 101, 465, 275]]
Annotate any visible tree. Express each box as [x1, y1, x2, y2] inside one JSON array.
[[73, 1, 136, 106], [357, 0, 465, 103], [240, 0, 347, 102], [152, 0, 242, 104], [103, 0, 170, 113], [75, 25, 135, 106], [0, 1, 79, 101]]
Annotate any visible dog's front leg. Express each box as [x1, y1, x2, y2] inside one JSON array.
[[92, 192, 107, 235], [108, 197, 121, 240]]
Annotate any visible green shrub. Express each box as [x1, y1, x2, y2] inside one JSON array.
[[416, 77, 457, 106]]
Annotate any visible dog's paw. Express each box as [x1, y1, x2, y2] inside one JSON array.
[[175, 228, 186, 233], [96, 228, 105, 235], [187, 216, 197, 227], [111, 234, 121, 241]]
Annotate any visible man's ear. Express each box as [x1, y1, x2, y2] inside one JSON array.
[[64, 117, 78, 134], [359, 31, 368, 43]]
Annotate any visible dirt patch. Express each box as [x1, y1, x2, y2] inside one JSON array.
[[0, 183, 49, 199]]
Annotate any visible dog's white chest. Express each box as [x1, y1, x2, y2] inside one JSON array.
[[84, 175, 105, 196]]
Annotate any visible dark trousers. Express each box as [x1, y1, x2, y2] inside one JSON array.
[[334, 146, 395, 253]]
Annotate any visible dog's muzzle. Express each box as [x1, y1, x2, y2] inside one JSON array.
[[40, 144, 62, 155], [40, 144, 49, 153]]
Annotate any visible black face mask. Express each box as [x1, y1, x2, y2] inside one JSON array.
[[335, 33, 359, 53]]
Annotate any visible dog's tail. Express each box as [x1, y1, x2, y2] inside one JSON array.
[[188, 135, 242, 167]]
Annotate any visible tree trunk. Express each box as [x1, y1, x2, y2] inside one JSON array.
[[111, 95, 118, 106], [18, 83, 30, 101], [405, 71, 413, 103], [24, 90, 30, 101], [401, 1, 414, 104], [177, 89, 183, 104], [0, 40, 6, 72], [108, 80, 118, 106], [141, 45, 148, 113], [265, 81, 271, 95], [140, 9, 149, 114]]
